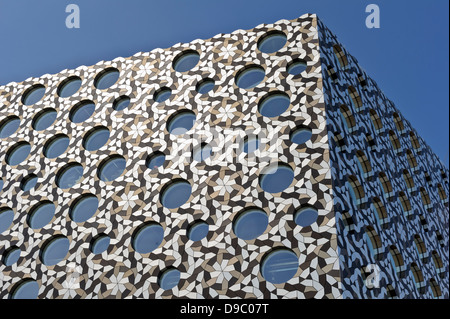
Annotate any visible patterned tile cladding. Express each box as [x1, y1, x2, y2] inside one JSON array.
[[0, 14, 342, 299], [318, 19, 449, 298]]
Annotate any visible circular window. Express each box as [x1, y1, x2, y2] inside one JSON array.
[[132, 222, 164, 254], [154, 87, 172, 103], [10, 279, 39, 299], [69, 194, 98, 223], [69, 100, 95, 123], [82, 126, 110, 151], [97, 155, 126, 182], [94, 68, 120, 90], [187, 220, 209, 241], [3, 246, 21, 266], [173, 50, 200, 72], [233, 208, 268, 240], [196, 78, 215, 94], [235, 65, 265, 89], [22, 84, 46, 106], [158, 267, 181, 290], [90, 234, 110, 254], [112, 95, 131, 111], [192, 143, 212, 162], [290, 126, 312, 145], [56, 163, 84, 189], [242, 135, 261, 154], [0, 207, 14, 234], [32, 108, 57, 131], [258, 92, 290, 118], [0, 115, 20, 139], [40, 235, 70, 266], [160, 179, 192, 209], [287, 59, 307, 75], [27, 201, 55, 229], [146, 151, 166, 170], [6, 141, 31, 166], [43, 134, 70, 159], [257, 31, 287, 53], [167, 110, 196, 135], [261, 248, 298, 284], [20, 174, 38, 192], [294, 206, 319, 227], [0, 179, 3, 192], [57, 76, 82, 98], [259, 163, 294, 194]]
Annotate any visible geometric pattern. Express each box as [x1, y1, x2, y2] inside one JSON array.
[[1, 14, 340, 299]]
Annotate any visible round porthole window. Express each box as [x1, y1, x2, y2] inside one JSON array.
[[6, 141, 31, 166], [258, 92, 290, 118], [187, 220, 209, 242], [97, 155, 126, 182], [233, 208, 268, 240], [57, 76, 82, 98], [112, 95, 131, 111], [82, 126, 110, 151], [0, 115, 20, 139], [259, 163, 294, 194], [22, 84, 46, 106], [154, 87, 172, 103], [173, 50, 200, 72], [257, 30, 287, 54], [167, 110, 196, 135], [43, 134, 70, 159], [90, 234, 110, 255], [32, 108, 57, 131], [235, 65, 265, 89], [40, 235, 70, 266], [196, 78, 215, 94], [10, 279, 40, 299], [0, 207, 14, 234], [56, 163, 84, 189], [241, 135, 261, 154], [3, 246, 21, 266], [20, 174, 38, 192], [294, 206, 319, 227], [260, 248, 298, 284], [94, 68, 120, 90], [287, 59, 307, 75], [290, 126, 312, 145], [158, 267, 181, 290], [160, 179, 192, 209], [132, 222, 164, 254], [27, 201, 55, 229], [69, 194, 98, 223], [146, 151, 166, 170], [192, 143, 212, 162], [69, 100, 95, 123]]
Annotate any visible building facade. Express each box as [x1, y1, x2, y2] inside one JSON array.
[[0, 14, 448, 299]]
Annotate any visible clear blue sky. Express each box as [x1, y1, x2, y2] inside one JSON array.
[[0, 0, 448, 167]]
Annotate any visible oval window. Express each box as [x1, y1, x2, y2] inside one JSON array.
[[132, 222, 164, 254], [57, 76, 82, 98], [258, 92, 290, 118], [233, 208, 268, 240], [173, 50, 200, 72], [97, 155, 126, 182], [32, 108, 57, 131], [43, 134, 70, 159], [6, 141, 31, 166], [83, 126, 110, 151], [27, 201, 55, 229], [167, 110, 196, 135], [69, 100, 95, 123], [22, 84, 46, 106], [261, 248, 298, 284], [56, 163, 84, 189], [40, 235, 70, 266], [257, 31, 287, 54], [94, 68, 120, 90], [160, 179, 192, 209], [235, 65, 265, 89], [69, 194, 99, 223], [0, 115, 20, 139], [259, 163, 294, 194]]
